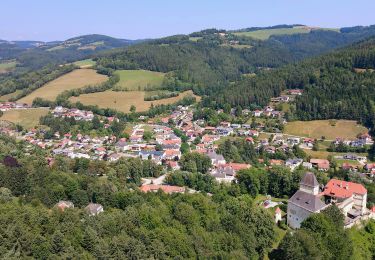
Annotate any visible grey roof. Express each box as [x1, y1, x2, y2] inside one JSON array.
[[289, 190, 326, 212], [207, 151, 225, 161], [85, 203, 103, 214], [300, 172, 319, 187]]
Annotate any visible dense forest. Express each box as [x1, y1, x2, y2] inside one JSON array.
[[211, 36, 375, 130], [0, 134, 277, 259], [94, 25, 375, 98], [0, 34, 139, 71]]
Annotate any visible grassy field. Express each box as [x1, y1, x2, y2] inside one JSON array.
[[284, 120, 367, 140], [0, 90, 23, 102], [73, 59, 96, 68], [0, 60, 17, 73], [114, 70, 165, 91], [70, 90, 200, 113], [0, 108, 49, 129], [234, 26, 315, 40], [18, 69, 108, 104]]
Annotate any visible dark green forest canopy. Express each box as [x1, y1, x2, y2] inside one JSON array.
[[94, 25, 375, 97], [212, 36, 375, 128]]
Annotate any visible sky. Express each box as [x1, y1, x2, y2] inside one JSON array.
[[1, 0, 375, 41]]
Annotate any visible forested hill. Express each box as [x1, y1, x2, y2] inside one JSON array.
[[94, 25, 375, 96], [212, 36, 375, 129], [0, 34, 140, 70]]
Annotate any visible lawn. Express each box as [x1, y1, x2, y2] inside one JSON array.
[[0, 60, 17, 73], [234, 26, 314, 40], [18, 69, 108, 104], [284, 120, 368, 140], [70, 90, 200, 113], [114, 70, 165, 91], [0, 108, 49, 129], [73, 59, 96, 68]]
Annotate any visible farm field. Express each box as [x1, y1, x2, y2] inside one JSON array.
[[73, 59, 96, 68], [18, 69, 108, 104], [0, 108, 49, 129], [70, 90, 200, 113], [284, 120, 367, 140], [0, 60, 17, 73], [234, 26, 319, 40], [114, 70, 165, 91], [0, 90, 23, 102]]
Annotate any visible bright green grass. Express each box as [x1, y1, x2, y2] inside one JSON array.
[[114, 70, 165, 91], [234, 26, 338, 40], [0, 60, 17, 72], [73, 59, 96, 68], [189, 37, 202, 42]]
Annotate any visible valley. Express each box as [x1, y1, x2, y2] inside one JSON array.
[[1, 4, 375, 258]]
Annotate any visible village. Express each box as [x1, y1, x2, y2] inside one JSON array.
[[1, 96, 375, 225]]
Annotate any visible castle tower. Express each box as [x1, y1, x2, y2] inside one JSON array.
[[299, 172, 320, 195]]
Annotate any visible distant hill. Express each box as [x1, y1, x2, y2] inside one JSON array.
[[94, 24, 375, 97], [0, 34, 141, 70]]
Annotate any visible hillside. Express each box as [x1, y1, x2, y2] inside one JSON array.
[[212, 36, 375, 130], [0, 34, 140, 70], [94, 25, 375, 97]]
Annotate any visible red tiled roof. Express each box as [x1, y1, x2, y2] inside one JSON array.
[[226, 162, 251, 171], [163, 139, 181, 145], [322, 179, 367, 198]]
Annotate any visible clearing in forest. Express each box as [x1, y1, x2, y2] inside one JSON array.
[[70, 90, 200, 113], [0, 108, 49, 129], [284, 120, 368, 140], [234, 26, 338, 40], [18, 69, 108, 104], [114, 70, 165, 91]]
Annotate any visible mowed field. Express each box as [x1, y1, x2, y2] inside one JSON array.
[[18, 69, 108, 104], [73, 59, 96, 68], [0, 108, 49, 129], [234, 26, 322, 40], [0, 60, 17, 73], [0, 90, 22, 102], [284, 120, 368, 140], [70, 90, 200, 113], [114, 70, 165, 90]]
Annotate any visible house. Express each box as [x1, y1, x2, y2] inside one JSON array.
[[302, 138, 315, 149], [207, 151, 226, 166], [287, 137, 300, 145], [139, 151, 165, 162], [341, 162, 358, 172], [253, 110, 263, 117], [166, 160, 180, 170], [248, 130, 259, 137], [310, 159, 330, 171], [211, 165, 236, 183], [129, 135, 143, 143], [220, 121, 231, 128], [85, 203, 104, 216], [288, 89, 303, 95], [108, 153, 122, 162], [285, 158, 303, 171], [140, 184, 185, 194], [322, 179, 367, 216], [164, 149, 181, 160], [302, 162, 313, 169], [225, 162, 251, 171], [269, 159, 284, 166], [287, 172, 328, 229], [55, 200, 74, 211]]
